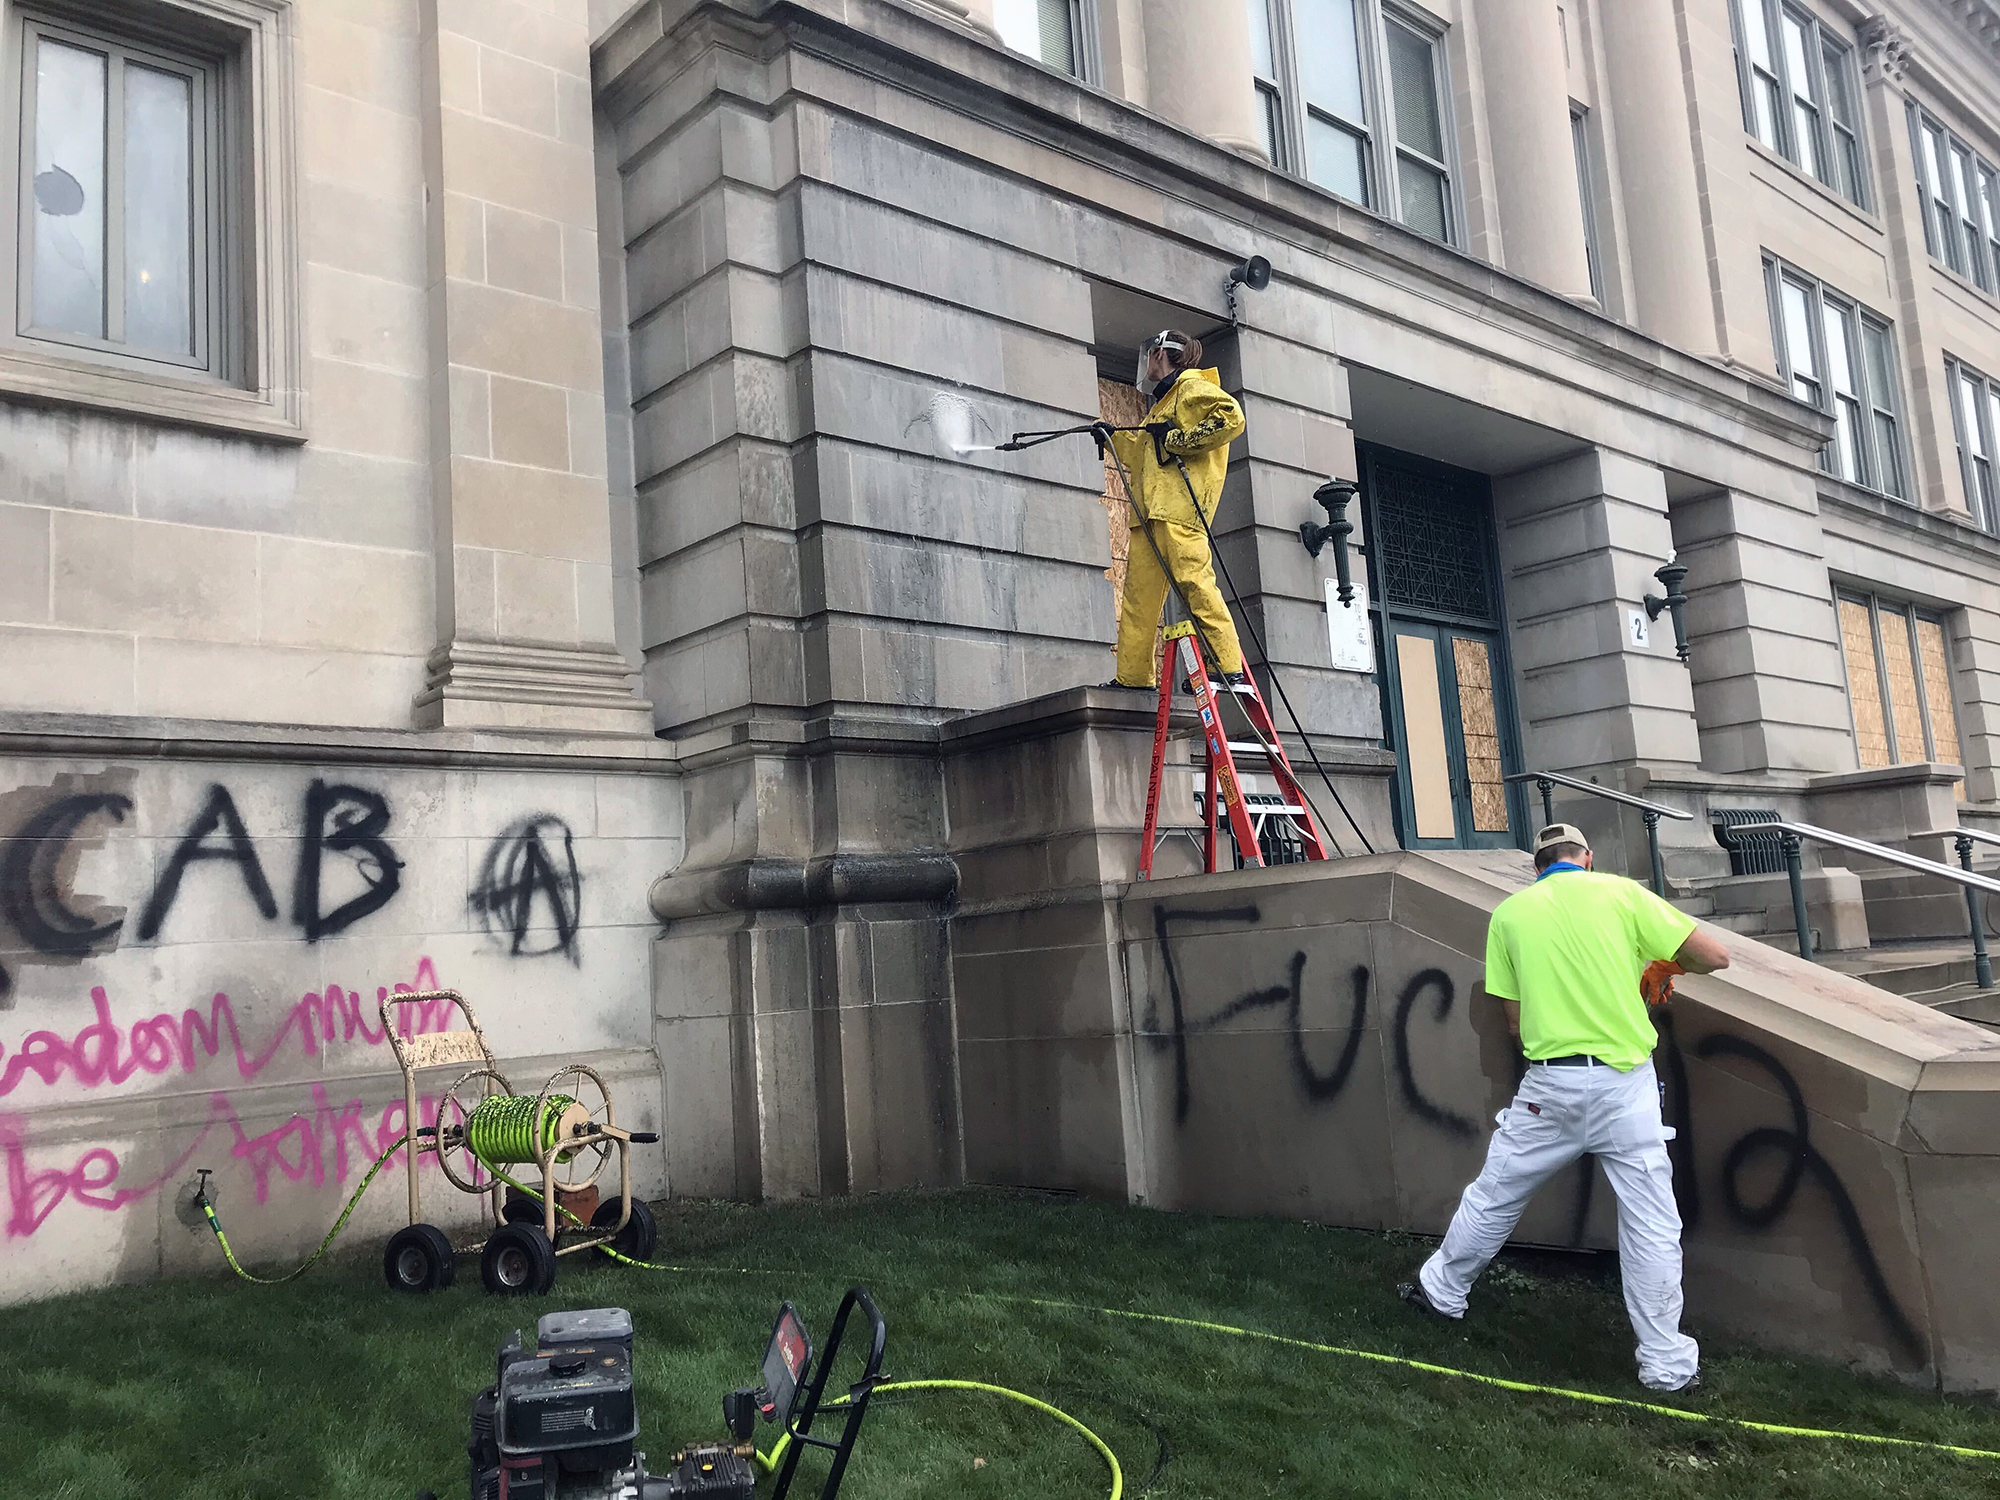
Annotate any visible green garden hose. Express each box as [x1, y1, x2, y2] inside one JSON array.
[[197, 1135, 409, 1284], [461, 1093, 585, 1163], [753, 1379, 1123, 1499], [197, 1124, 2000, 1475]]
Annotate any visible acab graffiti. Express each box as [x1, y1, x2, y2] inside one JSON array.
[[0, 774, 587, 1002]]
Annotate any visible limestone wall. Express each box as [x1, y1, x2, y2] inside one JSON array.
[[0, 732, 678, 1300], [958, 846, 2000, 1391]]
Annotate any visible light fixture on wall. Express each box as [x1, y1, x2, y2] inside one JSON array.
[[1645, 558, 1693, 663], [1225, 254, 1271, 324], [1301, 477, 1359, 606]]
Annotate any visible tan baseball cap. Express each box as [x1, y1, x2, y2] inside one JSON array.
[[1532, 822, 1590, 857]]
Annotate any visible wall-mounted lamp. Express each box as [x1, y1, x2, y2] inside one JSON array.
[[1644, 559, 1692, 663], [1301, 477, 1359, 605], [1225, 254, 1271, 324]]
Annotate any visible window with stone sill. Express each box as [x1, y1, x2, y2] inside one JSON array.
[[1246, 0, 1458, 245], [1909, 104, 2000, 295], [1945, 356, 2000, 535], [1729, 0, 1868, 210], [994, 0, 1093, 80], [1835, 590, 1966, 790], [1762, 255, 1909, 501], [1571, 104, 1603, 305], [1, 0, 299, 436]]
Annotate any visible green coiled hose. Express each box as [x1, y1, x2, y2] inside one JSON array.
[[462, 1093, 584, 1164]]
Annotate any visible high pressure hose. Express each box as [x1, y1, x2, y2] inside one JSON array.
[[1169, 456, 1376, 855], [196, 1135, 411, 1284], [754, 1380, 1123, 1498], [191, 1157, 2000, 1474], [1097, 432, 1373, 858]]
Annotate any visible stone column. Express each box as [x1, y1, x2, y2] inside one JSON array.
[[413, 0, 652, 732], [1595, 0, 1717, 353], [923, 0, 999, 39], [1469, 0, 1593, 299], [1141, 0, 1265, 159]]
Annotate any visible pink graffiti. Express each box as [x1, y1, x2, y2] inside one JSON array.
[[0, 957, 490, 1242], [1, 1085, 479, 1240], [0, 957, 454, 1100]]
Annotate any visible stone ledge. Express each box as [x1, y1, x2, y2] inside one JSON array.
[[0, 709, 680, 772], [1808, 762, 1966, 794], [941, 685, 1184, 754]]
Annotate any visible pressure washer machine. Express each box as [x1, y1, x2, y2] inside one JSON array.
[[448, 1291, 886, 1500]]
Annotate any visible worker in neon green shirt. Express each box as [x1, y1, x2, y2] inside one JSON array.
[[1399, 822, 1731, 1394]]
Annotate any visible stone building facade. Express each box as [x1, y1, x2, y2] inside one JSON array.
[[6, 0, 2000, 1331]]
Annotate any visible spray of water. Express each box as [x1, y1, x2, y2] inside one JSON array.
[[908, 390, 1000, 459]]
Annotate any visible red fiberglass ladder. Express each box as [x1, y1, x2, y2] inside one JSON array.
[[1137, 619, 1330, 878]]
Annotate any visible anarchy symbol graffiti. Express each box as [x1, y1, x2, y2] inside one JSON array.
[[470, 816, 583, 963]]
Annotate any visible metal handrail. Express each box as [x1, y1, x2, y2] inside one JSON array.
[[1502, 769, 1695, 821], [1504, 769, 1693, 896], [1953, 826, 2000, 851], [1733, 819, 1998, 984]]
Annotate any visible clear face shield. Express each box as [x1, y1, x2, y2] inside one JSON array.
[[1135, 331, 1185, 392]]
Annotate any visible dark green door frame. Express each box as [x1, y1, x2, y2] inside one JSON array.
[[1359, 443, 1528, 852]]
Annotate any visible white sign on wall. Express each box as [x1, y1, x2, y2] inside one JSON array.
[[1326, 576, 1375, 674], [1628, 608, 1651, 649]]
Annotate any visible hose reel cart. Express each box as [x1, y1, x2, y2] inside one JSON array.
[[381, 988, 661, 1296]]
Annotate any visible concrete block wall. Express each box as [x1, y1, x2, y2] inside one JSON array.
[[0, 739, 678, 1299]]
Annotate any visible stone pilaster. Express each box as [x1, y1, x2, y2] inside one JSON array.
[[1597, 0, 1716, 354], [414, 0, 651, 733], [1468, 0, 1594, 299], [1668, 482, 1855, 777]]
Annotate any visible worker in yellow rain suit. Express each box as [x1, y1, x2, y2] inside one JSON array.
[[1097, 330, 1248, 690]]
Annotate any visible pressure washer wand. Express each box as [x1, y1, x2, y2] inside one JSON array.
[[996, 423, 1147, 452]]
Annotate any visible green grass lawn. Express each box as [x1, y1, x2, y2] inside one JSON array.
[[2, 1189, 1998, 1499]]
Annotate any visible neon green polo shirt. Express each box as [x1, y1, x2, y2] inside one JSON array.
[[1483, 867, 1697, 1071]]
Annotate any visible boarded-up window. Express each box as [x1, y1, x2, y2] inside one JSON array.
[[1837, 591, 1968, 795]]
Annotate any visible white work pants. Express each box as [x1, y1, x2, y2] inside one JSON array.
[[1417, 1058, 1700, 1391]]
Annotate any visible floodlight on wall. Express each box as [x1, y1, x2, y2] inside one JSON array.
[[1301, 477, 1360, 606], [1644, 558, 1693, 664], [1225, 254, 1272, 324]]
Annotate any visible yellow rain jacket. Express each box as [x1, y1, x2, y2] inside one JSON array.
[[1108, 368, 1247, 686], [1108, 368, 1246, 526]]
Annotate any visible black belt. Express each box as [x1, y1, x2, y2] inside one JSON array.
[[1529, 1054, 1605, 1068]]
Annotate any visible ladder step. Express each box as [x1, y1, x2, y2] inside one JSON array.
[[1251, 805, 1308, 817]]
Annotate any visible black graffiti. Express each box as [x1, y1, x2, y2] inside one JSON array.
[[1391, 970, 1477, 1139], [1696, 1033, 1923, 1361], [0, 794, 133, 961], [1653, 1008, 1700, 1230], [1147, 906, 1473, 1135], [471, 816, 583, 962], [137, 785, 278, 942], [293, 781, 403, 942]]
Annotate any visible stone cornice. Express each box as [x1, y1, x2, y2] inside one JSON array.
[[596, 0, 1835, 461], [1934, 0, 2000, 58], [1817, 479, 2000, 573]]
